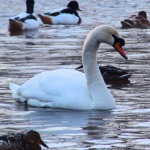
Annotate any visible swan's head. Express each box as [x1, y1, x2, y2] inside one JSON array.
[[93, 25, 128, 60], [112, 34, 127, 60]]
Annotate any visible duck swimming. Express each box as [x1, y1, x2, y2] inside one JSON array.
[[0, 130, 49, 150], [75, 65, 131, 81], [38, 1, 81, 25], [9, 0, 39, 31], [121, 11, 150, 29], [9, 25, 128, 110]]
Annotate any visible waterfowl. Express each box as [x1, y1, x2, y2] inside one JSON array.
[[0, 130, 49, 150], [9, 25, 128, 110], [38, 1, 81, 25], [121, 11, 150, 29], [76, 65, 131, 81], [9, 0, 39, 31]]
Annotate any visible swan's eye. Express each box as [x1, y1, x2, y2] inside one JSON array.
[[112, 35, 125, 47]]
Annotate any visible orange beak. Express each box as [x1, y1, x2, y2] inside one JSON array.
[[114, 42, 128, 60]]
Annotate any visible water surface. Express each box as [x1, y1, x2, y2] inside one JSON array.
[[0, 0, 150, 149]]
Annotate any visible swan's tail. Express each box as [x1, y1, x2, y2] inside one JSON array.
[[9, 82, 20, 100]]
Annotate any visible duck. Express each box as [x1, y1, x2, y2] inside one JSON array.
[[9, 25, 128, 110], [38, 1, 81, 25], [0, 130, 49, 150], [75, 65, 131, 81], [9, 0, 39, 31], [121, 11, 150, 29]]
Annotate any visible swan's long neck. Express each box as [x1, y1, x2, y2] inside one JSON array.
[[82, 29, 116, 110]]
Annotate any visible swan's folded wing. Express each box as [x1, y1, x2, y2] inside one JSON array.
[[18, 69, 89, 103]]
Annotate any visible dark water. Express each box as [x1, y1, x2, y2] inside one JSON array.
[[0, 0, 150, 149]]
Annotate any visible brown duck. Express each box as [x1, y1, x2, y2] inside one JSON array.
[[0, 130, 49, 150], [121, 11, 150, 29]]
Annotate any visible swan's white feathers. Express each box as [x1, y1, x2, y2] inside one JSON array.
[[9, 83, 20, 99], [15, 69, 91, 109]]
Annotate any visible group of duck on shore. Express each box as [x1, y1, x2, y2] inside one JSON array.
[[1, 0, 149, 149]]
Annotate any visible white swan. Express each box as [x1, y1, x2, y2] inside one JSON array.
[[9, 25, 128, 110]]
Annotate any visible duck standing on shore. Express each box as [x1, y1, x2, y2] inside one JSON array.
[[9, 0, 39, 31], [38, 1, 81, 25]]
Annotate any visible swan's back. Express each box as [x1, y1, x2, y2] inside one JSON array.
[[11, 69, 91, 109]]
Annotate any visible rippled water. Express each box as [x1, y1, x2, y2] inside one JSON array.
[[0, 0, 150, 149]]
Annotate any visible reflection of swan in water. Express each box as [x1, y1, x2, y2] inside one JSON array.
[[8, 103, 115, 149], [9, 28, 38, 38], [82, 110, 115, 140], [9, 25, 127, 110], [15, 103, 115, 133]]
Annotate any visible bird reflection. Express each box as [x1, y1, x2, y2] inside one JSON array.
[[9, 28, 38, 38], [82, 110, 115, 139], [7, 104, 116, 149]]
